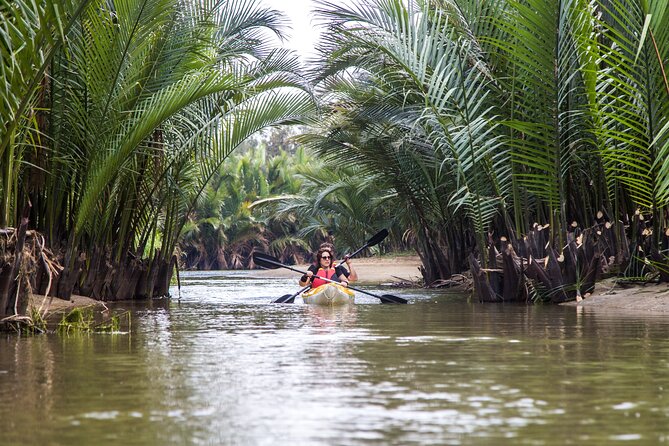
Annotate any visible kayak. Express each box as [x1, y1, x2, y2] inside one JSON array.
[[302, 283, 354, 305], [302, 283, 355, 306]]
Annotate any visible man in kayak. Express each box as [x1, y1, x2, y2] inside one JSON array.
[[299, 243, 358, 288]]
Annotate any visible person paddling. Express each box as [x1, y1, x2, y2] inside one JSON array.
[[299, 243, 357, 288]]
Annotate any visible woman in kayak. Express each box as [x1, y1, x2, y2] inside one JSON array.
[[299, 243, 358, 288]]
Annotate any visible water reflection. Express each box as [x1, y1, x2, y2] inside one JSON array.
[[304, 304, 359, 330], [2, 271, 669, 445]]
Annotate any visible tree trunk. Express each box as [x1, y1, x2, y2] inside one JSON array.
[[136, 259, 159, 299], [56, 254, 83, 300], [0, 263, 12, 319], [112, 258, 144, 301], [546, 249, 568, 303], [469, 253, 502, 303], [79, 248, 105, 297], [415, 227, 452, 285], [153, 254, 176, 297], [501, 243, 526, 302], [2, 203, 31, 317]]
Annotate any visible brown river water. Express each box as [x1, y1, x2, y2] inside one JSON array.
[[1, 270, 669, 445]]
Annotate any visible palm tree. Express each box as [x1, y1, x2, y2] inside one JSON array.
[[591, 1, 669, 253], [1, 0, 314, 314], [306, 0, 507, 283], [307, 0, 669, 294], [264, 158, 402, 254], [1, 0, 92, 226], [180, 145, 315, 270]]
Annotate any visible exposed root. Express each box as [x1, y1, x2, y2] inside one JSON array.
[[428, 273, 472, 290], [1, 225, 62, 325], [0, 314, 45, 334]]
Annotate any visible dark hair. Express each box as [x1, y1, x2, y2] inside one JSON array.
[[315, 245, 335, 263]]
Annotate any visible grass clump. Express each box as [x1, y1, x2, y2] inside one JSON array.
[[57, 307, 130, 334]]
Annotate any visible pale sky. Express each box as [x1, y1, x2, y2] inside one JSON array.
[[263, 0, 321, 60]]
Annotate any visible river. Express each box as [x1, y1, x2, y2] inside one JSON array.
[[1, 271, 669, 445]]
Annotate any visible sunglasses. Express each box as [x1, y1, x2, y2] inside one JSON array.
[[320, 255, 331, 260]]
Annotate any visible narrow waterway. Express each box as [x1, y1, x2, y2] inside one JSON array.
[[2, 271, 669, 445]]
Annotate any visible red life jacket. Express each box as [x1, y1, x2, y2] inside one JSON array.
[[312, 267, 337, 288]]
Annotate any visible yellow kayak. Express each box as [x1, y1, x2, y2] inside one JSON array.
[[302, 283, 355, 306]]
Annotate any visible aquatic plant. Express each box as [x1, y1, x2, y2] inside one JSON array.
[[57, 307, 130, 334]]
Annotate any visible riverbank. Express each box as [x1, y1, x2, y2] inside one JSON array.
[[24, 256, 669, 316], [24, 294, 107, 322], [28, 294, 105, 314], [0, 294, 108, 332], [561, 277, 669, 314]]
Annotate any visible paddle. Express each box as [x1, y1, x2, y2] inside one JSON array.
[[254, 252, 408, 304], [343, 228, 388, 261], [274, 285, 311, 304], [273, 229, 389, 304]]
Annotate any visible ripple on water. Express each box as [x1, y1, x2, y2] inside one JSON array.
[[3, 271, 669, 445]]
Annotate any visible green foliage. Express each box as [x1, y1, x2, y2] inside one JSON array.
[[1, 0, 314, 299], [180, 145, 311, 268], [269, 159, 404, 255], [304, 0, 510, 276], [57, 308, 94, 334], [6, 0, 669, 294], [29, 307, 48, 334], [57, 307, 130, 334], [300, 0, 669, 284]]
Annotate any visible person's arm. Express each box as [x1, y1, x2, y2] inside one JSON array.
[[335, 262, 354, 287], [299, 265, 315, 286], [337, 271, 349, 287], [344, 257, 358, 282]]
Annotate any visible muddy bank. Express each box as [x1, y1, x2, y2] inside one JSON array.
[[28, 294, 106, 315], [561, 278, 669, 314]]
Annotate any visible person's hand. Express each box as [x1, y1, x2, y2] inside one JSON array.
[[301, 271, 314, 283], [344, 255, 351, 266]]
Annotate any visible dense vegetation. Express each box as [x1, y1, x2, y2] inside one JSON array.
[[1, 0, 313, 317], [179, 132, 409, 270], [3, 0, 669, 317], [300, 0, 669, 298]]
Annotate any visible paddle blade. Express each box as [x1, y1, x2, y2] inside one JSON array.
[[253, 252, 281, 269], [379, 294, 408, 304], [273, 294, 296, 304], [346, 229, 390, 259], [272, 285, 310, 304], [366, 229, 389, 247]]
